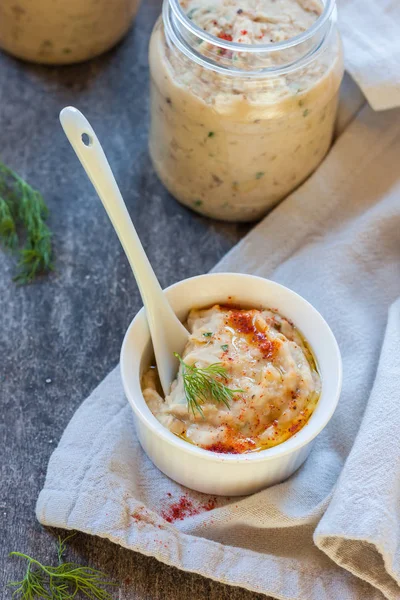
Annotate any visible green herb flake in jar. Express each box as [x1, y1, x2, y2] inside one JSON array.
[[148, 0, 344, 222]]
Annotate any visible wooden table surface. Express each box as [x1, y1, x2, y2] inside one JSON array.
[[0, 1, 269, 598]]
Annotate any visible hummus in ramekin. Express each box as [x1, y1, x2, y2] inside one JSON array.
[[142, 304, 320, 454]]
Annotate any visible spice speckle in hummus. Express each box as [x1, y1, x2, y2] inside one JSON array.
[[142, 305, 321, 454]]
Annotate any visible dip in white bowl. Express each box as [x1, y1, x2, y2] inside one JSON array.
[[142, 304, 321, 454], [121, 273, 342, 495]]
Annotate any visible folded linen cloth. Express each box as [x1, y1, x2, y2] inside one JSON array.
[[37, 99, 400, 599], [338, 0, 400, 110]]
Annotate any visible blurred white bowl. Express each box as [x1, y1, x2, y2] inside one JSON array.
[[120, 273, 342, 496]]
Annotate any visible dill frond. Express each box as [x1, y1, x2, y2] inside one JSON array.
[[0, 161, 53, 283], [8, 533, 115, 600], [174, 353, 243, 416]]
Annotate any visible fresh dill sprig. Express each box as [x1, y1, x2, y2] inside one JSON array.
[[8, 532, 115, 600], [174, 353, 243, 417], [0, 161, 53, 283]]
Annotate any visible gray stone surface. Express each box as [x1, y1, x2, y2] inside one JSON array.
[[0, 1, 266, 598]]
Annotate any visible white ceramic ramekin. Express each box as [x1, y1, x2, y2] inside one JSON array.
[[120, 273, 342, 496]]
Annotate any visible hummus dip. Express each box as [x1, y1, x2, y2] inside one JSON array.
[[149, 0, 343, 221], [0, 0, 140, 64], [142, 305, 321, 454]]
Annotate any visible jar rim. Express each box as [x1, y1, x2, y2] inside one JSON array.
[[164, 0, 337, 77], [169, 0, 336, 54]]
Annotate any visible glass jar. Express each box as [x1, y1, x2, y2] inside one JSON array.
[[149, 0, 343, 222], [0, 0, 141, 65]]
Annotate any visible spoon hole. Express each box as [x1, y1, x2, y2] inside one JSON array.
[[81, 132, 93, 147]]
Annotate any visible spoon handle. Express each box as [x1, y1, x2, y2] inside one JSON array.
[[59, 106, 187, 393]]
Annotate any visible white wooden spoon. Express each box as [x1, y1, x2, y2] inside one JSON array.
[[59, 106, 188, 395]]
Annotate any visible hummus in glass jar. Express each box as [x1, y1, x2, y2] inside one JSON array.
[[0, 0, 141, 64], [142, 304, 321, 454], [149, 0, 343, 221]]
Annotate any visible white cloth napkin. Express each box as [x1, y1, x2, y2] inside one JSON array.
[[37, 97, 400, 599], [338, 0, 400, 110]]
